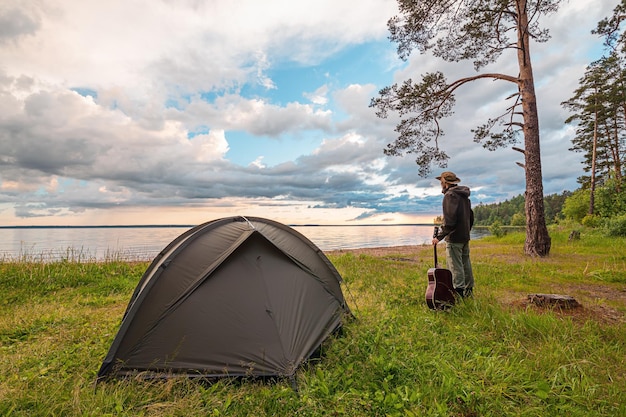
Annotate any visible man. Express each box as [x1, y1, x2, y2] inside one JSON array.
[[431, 171, 475, 298]]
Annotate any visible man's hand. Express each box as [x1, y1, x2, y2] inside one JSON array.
[[432, 238, 439, 245]]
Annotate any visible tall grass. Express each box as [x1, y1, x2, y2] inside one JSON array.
[[0, 228, 624, 416]]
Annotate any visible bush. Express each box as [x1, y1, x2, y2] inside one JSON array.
[[581, 214, 602, 228], [510, 212, 526, 226], [489, 219, 505, 237], [562, 189, 590, 223], [604, 214, 626, 236], [595, 177, 626, 218]]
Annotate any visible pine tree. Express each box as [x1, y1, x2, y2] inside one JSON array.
[[564, 1, 626, 213], [370, 0, 558, 256], [562, 57, 612, 214]]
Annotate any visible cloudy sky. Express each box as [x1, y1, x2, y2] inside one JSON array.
[[0, 0, 617, 226]]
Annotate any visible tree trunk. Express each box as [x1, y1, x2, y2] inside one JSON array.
[[612, 114, 622, 191], [517, 0, 551, 256], [590, 98, 598, 215], [605, 119, 621, 193]]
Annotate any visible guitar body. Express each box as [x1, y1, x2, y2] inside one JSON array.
[[425, 226, 456, 310], [425, 266, 455, 310]]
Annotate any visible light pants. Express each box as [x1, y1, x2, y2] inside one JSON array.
[[445, 241, 474, 294]]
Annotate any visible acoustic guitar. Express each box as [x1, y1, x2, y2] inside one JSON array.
[[425, 226, 456, 310]]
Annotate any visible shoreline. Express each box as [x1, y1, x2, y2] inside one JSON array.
[[325, 245, 426, 257], [1, 244, 432, 263]]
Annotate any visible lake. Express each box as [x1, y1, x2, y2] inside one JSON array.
[[0, 224, 489, 261]]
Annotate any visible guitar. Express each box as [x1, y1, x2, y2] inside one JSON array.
[[425, 226, 456, 310]]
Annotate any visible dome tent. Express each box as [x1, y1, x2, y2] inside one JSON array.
[[98, 216, 350, 382]]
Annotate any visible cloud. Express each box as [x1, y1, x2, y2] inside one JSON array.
[[0, 4, 42, 44], [0, 0, 616, 225], [168, 94, 334, 136]]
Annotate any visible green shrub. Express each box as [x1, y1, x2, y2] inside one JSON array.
[[510, 212, 526, 226], [562, 189, 590, 223], [604, 214, 626, 236], [595, 177, 626, 218], [581, 214, 602, 228], [489, 219, 504, 237]]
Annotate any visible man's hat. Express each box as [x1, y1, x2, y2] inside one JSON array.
[[436, 171, 461, 184]]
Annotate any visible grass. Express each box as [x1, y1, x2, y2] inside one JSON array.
[[0, 227, 625, 416]]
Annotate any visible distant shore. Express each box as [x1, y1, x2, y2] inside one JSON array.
[[0, 223, 438, 229]]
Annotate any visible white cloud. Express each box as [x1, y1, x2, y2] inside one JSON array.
[[304, 85, 329, 105], [250, 156, 266, 169], [0, 0, 617, 225]]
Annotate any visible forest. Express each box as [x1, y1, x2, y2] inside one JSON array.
[[558, 0, 626, 231], [474, 1, 626, 235], [472, 192, 571, 226]]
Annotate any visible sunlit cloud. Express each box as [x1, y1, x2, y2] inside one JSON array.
[[0, 0, 615, 225]]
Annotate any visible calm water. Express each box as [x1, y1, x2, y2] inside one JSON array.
[[0, 225, 489, 261]]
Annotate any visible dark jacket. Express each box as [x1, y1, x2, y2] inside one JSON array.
[[438, 185, 474, 243]]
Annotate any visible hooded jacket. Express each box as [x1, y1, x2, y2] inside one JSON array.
[[438, 185, 474, 243]]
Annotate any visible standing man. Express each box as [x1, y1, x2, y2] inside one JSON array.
[[431, 171, 475, 298]]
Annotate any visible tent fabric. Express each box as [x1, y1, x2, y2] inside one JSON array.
[[98, 216, 350, 380]]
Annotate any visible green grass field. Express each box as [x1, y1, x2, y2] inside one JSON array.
[[1, 227, 625, 416]]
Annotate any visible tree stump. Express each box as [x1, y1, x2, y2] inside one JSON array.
[[527, 293, 581, 309], [568, 230, 581, 241]]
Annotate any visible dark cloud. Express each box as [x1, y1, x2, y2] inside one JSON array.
[[0, 7, 41, 43]]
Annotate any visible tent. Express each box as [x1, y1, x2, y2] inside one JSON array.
[[98, 216, 350, 381]]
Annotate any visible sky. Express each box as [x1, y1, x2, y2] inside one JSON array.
[[0, 0, 618, 226]]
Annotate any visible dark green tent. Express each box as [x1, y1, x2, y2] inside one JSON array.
[[98, 216, 350, 381]]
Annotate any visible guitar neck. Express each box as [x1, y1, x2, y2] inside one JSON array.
[[433, 226, 439, 267]]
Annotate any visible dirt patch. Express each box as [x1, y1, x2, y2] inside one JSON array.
[[509, 298, 625, 325], [520, 283, 626, 324], [326, 245, 424, 258]]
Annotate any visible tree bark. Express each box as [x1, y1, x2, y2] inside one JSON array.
[[517, 0, 551, 256], [589, 98, 598, 215]]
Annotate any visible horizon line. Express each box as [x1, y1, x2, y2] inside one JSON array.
[[0, 223, 439, 229]]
